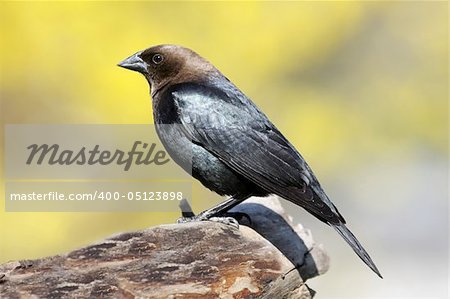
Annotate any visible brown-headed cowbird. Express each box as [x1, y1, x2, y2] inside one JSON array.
[[118, 45, 382, 278]]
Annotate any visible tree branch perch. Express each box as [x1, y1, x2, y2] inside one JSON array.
[[0, 196, 329, 298]]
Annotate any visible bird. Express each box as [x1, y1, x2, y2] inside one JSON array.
[[118, 44, 382, 278]]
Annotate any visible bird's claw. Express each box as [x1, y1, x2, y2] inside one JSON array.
[[208, 216, 240, 229], [224, 212, 252, 225]]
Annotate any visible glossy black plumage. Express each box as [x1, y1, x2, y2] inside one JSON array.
[[118, 45, 382, 278]]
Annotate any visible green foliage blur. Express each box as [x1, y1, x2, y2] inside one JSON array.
[[0, 2, 447, 297]]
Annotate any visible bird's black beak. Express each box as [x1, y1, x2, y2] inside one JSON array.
[[118, 51, 148, 74]]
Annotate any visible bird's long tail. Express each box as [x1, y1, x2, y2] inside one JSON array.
[[331, 223, 383, 278]]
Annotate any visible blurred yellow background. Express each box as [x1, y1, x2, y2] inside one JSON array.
[[0, 2, 447, 298]]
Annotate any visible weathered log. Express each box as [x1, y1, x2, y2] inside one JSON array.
[[0, 196, 328, 298]]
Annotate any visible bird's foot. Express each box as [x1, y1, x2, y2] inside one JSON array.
[[176, 211, 250, 229], [176, 215, 200, 223]]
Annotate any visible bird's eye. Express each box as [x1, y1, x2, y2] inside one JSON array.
[[152, 54, 164, 65]]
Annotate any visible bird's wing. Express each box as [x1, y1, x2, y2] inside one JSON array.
[[171, 83, 342, 224]]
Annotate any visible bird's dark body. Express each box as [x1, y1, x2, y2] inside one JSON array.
[[154, 82, 266, 199], [153, 81, 341, 224], [118, 44, 382, 278]]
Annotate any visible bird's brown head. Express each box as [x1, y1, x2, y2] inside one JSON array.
[[118, 45, 217, 96]]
